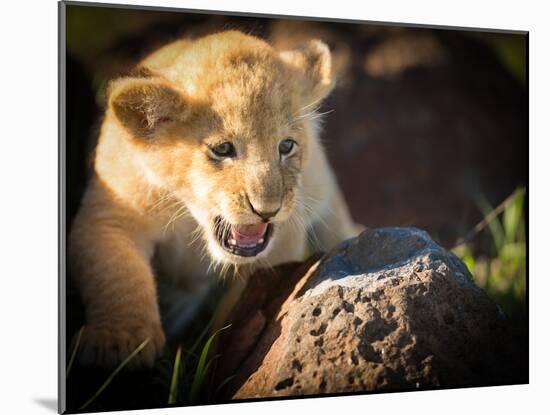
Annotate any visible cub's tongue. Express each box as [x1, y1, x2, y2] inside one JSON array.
[[231, 223, 268, 246]]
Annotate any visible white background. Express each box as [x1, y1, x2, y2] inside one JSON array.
[[0, 0, 547, 414]]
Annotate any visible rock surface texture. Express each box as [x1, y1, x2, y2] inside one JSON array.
[[218, 227, 526, 399]]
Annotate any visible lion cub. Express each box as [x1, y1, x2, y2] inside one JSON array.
[[69, 31, 357, 368]]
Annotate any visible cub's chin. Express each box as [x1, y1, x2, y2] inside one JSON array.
[[204, 216, 275, 265]]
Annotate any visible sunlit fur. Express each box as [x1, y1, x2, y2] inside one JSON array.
[[69, 31, 358, 368]]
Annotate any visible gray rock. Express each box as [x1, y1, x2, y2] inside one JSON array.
[[218, 227, 526, 399]]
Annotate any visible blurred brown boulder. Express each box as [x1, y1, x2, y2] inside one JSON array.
[[269, 22, 526, 246]]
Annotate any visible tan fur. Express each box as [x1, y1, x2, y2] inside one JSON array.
[[69, 31, 358, 368]]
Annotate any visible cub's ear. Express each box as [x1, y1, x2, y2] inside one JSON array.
[[108, 77, 189, 139], [279, 40, 334, 105]]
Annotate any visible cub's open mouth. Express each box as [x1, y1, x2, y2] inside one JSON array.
[[214, 216, 273, 257]]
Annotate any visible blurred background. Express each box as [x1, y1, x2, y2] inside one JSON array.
[[64, 3, 527, 412]]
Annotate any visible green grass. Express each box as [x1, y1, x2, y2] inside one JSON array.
[[189, 324, 231, 402], [69, 320, 232, 411], [79, 338, 151, 410], [167, 346, 182, 404], [160, 322, 234, 405], [66, 286, 232, 411], [453, 188, 526, 327]]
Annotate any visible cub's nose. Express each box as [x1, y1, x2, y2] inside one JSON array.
[[254, 208, 280, 222], [246, 196, 280, 222]]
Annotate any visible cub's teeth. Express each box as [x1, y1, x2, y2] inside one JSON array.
[[258, 238, 264, 244], [228, 239, 237, 246]]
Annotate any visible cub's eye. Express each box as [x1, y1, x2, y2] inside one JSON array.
[[210, 142, 236, 158], [279, 138, 296, 156]]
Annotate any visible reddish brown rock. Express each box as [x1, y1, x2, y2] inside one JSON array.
[[217, 228, 526, 399]]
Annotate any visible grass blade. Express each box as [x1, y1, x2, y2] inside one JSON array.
[[79, 338, 150, 410], [503, 188, 525, 244], [202, 354, 220, 379], [66, 326, 84, 379], [188, 313, 216, 356], [189, 324, 231, 401], [168, 346, 182, 404], [476, 193, 505, 253], [215, 374, 238, 397]]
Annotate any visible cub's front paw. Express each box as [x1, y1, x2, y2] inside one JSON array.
[[78, 321, 166, 369]]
